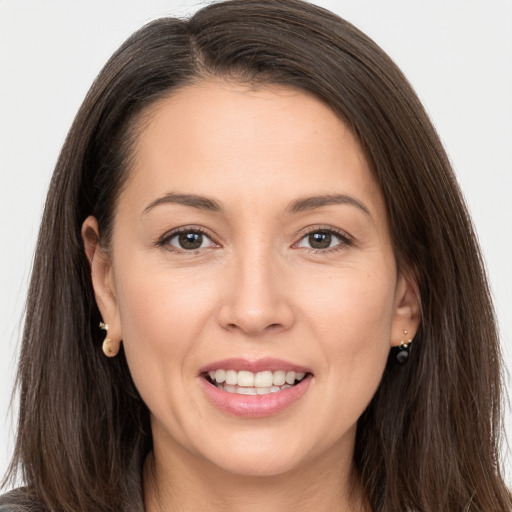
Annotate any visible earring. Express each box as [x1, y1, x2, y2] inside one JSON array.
[[396, 330, 413, 364], [99, 321, 120, 357]]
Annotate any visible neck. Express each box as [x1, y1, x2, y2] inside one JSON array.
[[143, 436, 369, 512]]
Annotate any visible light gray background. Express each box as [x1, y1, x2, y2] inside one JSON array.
[[1, 0, 511, 485]]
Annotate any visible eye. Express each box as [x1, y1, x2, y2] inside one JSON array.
[[165, 230, 215, 251], [296, 229, 350, 250]]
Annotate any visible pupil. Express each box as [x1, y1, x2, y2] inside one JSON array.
[[179, 232, 203, 249], [309, 232, 331, 249]]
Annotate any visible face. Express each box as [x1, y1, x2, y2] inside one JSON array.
[[85, 81, 419, 478]]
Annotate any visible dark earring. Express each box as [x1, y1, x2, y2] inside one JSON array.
[[396, 330, 413, 364]]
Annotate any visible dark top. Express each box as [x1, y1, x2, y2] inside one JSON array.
[[0, 489, 46, 512]]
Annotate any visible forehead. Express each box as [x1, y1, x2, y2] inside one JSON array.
[[121, 80, 385, 219]]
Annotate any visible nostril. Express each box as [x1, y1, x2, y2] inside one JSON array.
[[222, 321, 284, 336], [217, 299, 295, 335]]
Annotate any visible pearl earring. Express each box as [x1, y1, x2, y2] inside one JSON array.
[[99, 321, 120, 357]]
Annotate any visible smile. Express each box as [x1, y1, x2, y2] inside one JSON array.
[[199, 359, 313, 417], [206, 369, 307, 395]]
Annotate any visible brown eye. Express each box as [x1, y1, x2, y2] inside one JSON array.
[[168, 231, 212, 250], [296, 229, 349, 251], [308, 231, 332, 249]]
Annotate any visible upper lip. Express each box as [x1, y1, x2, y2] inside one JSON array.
[[198, 357, 312, 375]]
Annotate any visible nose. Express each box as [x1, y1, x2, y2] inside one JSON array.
[[217, 247, 295, 336]]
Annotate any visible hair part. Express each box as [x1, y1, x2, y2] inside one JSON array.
[[4, 1, 511, 511]]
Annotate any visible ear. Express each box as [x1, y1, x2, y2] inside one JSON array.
[[390, 270, 421, 347], [81, 216, 122, 346]]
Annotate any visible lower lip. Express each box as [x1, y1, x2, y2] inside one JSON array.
[[199, 375, 312, 418]]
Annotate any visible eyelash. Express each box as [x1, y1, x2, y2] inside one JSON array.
[[155, 225, 353, 254], [293, 225, 353, 254], [155, 226, 217, 254]]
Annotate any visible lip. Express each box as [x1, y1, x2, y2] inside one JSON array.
[[198, 357, 313, 418], [198, 357, 311, 374], [199, 375, 312, 418]]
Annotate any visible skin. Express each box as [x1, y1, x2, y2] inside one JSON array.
[[83, 81, 420, 511]]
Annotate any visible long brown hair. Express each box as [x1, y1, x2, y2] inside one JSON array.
[[4, 1, 511, 510]]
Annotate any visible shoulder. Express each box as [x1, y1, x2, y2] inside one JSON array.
[[0, 488, 46, 512]]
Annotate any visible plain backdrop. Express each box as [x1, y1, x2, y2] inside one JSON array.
[[1, 0, 511, 485]]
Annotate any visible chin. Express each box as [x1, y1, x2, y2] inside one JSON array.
[[208, 451, 308, 478], [192, 427, 346, 479]]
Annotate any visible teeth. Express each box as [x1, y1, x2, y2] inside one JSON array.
[[285, 371, 296, 385], [237, 370, 254, 387], [237, 387, 257, 395], [207, 369, 308, 391], [254, 371, 273, 387], [217, 383, 291, 395], [215, 369, 226, 383], [225, 370, 237, 385], [273, 371, 286, 386]]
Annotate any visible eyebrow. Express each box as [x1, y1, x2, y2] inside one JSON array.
[[142, 193, 223, 215], [287, 194, 371, 216], [142, 192, 370, 217]]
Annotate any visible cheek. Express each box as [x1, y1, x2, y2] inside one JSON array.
[[298, 261, 396, 340], [298, 264, 396, 414], [116, 258, 216, 334], [112, 262, 219, 395]]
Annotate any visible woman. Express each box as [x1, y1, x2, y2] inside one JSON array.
[[1, 0, 510, 510]]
